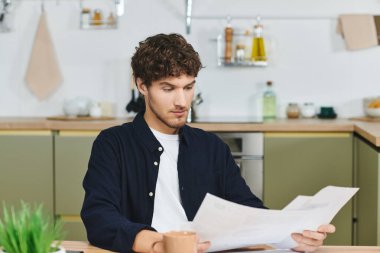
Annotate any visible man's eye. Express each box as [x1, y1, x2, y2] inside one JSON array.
[[185, 86, 193, 90], [163, 88, 173, 92]]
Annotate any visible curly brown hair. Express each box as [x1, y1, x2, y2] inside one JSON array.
[[131, 33, 203, 86]]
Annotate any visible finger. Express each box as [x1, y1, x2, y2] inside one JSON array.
[[197, 241, 211, 253], [151, 240, 164, 253], [318, 224, 336, 234], [292, 233, 323, 247], [302, 230, 327, 241]]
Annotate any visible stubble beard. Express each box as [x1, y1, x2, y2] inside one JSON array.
[[148, 101, 188, 130]]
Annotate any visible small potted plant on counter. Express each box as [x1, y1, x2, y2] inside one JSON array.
[[0, 202, 65, 253]]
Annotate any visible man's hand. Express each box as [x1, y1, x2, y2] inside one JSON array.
[[291, 224, 336, 252], [133, 230, 211, 253], [151, 237, 211, 253]]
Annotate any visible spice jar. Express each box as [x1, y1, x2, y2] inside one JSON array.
[[107, 12, 116, 27], [286, 103, 300, 119], [92, 9, 103, 26], [235, 44, 245, 64], [81, 8, 91, 29], [301, 102, 316, 118]]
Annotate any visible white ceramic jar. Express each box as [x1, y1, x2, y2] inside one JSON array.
[[301, 102, 316, 118]]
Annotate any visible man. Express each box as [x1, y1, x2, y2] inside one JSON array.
[[81, 33, 335, 253]]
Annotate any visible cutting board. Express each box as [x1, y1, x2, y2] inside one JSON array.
[[349, 116, 380, 122], [47, 116, 115, 121]]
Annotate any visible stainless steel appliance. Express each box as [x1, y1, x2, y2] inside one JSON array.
[[215, 132, 263, 199]]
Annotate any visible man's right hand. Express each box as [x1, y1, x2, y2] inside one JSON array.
[[151, 238, 211, 253], [133, 229, 211, 253]]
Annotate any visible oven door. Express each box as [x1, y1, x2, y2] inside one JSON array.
[[234, 155, 263, 200]]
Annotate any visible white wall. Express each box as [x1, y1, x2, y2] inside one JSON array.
[[1, 0, 380, 118]]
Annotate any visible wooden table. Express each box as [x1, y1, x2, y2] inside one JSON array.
[[62, 241, 380, 253]]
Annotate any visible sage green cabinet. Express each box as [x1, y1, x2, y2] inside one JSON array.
[[54, 131, 98, 241], [263, 133, 353, 245], [355, 136, 380, 245], [0, 131, 53, 215]]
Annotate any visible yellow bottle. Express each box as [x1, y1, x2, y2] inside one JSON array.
[[251, 24, 267, 62]]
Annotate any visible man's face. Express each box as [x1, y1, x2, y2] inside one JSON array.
[[138, 74, 195, 134]]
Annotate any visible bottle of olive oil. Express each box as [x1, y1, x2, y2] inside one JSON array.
[[251, 23, 267, 62], [263, 81, 276, 119]]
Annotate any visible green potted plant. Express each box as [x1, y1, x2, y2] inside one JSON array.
[[0, 202, 65, 253]]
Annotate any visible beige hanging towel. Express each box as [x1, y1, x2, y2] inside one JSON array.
[[25, 12, 63, 100], [336, 14, 378, 50]]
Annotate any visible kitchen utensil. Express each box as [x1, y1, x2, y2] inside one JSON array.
[[187, 92, 203, 122], [126, 76, 138, 112], [0, 0, 11, 23], [135, 93, 145, 112]]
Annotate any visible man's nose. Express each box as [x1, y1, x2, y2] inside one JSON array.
[[174, 90, 187, 107]]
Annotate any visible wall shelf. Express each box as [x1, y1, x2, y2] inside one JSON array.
[[184, 0, 337, 34], [79, 0, 123, 30], [216, 33, 268, 68], [219, 61, 268, 67]]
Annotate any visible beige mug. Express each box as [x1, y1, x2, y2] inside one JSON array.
[[163, 231, 197, 253]]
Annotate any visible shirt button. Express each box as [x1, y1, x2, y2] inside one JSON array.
[[149, 192, 154, 197], [154, 161, 158, 166], [158, 147, 163, 151]]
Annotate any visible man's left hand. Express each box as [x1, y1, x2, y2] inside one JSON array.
[[291, 224, 336, 252]]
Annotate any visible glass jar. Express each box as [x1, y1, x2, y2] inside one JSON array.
[[81, 8, 91, 29], [235, 44, 245, 63], [92, 9, 103, 26], [286, 103, 300, 119], [301, 102, 316, 118]]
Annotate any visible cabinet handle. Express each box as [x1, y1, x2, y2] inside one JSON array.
[[0, 130, 51, 136], [58, 215, 82, 222], [58, 131, 100, 137], [265, 133, 350, 138]]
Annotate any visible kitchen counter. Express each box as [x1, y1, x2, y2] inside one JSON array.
[[61, 241, 380, 253], [0, 117, 379, 146]]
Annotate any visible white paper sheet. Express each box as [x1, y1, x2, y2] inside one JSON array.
[[191, 186, 358, 252]]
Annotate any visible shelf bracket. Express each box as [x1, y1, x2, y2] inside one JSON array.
[[185, 0, 192, 34]]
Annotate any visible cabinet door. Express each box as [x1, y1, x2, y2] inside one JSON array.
[[0, 131, 53, 214], [54, 131, 98, 240], [264, 133, 353, 245], [355, 136, 380, 245]]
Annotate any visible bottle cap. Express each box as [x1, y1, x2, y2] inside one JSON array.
[[82, 8, 91, 13], [236, 44, 245, 49]]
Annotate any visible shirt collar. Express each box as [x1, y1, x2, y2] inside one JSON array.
[[132, 111, 189, 152]]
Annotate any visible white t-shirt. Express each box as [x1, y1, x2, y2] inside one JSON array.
[[150, 128, 188, 232]]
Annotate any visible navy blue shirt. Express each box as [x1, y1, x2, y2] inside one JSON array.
[[81, 112, 265, 253]]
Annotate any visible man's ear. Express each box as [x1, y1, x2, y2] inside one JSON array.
[[136, 78, 147, 95]]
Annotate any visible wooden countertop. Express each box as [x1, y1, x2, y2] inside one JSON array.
[[0, 117, 379, 147], [61, 241, 380, 253]]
